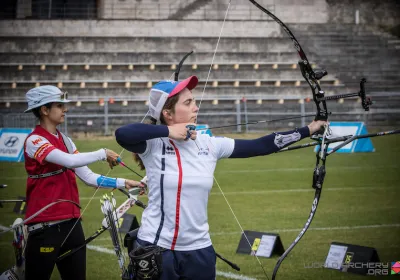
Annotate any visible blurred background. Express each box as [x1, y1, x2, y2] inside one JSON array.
[[0, 2, 400, 279], [0, 0, 399, 136]]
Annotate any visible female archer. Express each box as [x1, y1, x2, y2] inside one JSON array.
[[115, 76, 327, 280], [22, 85, 143, 280]]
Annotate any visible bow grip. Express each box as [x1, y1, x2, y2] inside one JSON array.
[[359, 78, 372, 111], [314, 114, 328, 122], [185, 125, 196, 140]]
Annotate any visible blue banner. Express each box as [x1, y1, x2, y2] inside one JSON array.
[[0, 128, 33, 162], [196, 124, 212, 136], [314, 122, 374, 153]]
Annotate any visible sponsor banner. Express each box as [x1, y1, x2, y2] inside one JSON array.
[[0, 128, 33, 162], [314, 122, 374, 153], [196, 124, 212, 136]]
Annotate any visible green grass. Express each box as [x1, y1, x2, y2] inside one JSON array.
[[0, 134, 399, 280]]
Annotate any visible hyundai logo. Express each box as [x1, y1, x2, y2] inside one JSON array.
[[4, 136, 19, 147]]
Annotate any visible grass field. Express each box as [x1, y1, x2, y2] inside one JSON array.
[[0, 133, 399, 280]]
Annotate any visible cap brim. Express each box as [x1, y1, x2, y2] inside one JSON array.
[[23, 99, 70, 113], [169, 76, 198, 97], [59, 99, 71, 103]]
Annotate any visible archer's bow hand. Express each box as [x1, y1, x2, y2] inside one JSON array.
[[308, 120, 329, 135], [124, 179, 144, 190], [139, 176, 148, 195]]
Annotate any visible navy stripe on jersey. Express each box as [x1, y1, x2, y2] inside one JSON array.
[[154, 141, 166, 245], [162, 141, 166, 155], [161, 158, 165, 171]]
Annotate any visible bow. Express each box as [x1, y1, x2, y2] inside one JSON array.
[[0, 199, 82, 280], [58, 108, 150, 251], [0, 199, 81, 235], [189, 1, 380, 279], [245, 1, 374, 279], [100, 190, 139, 278], [57, 187, 146, 262], [0, 187, 146, 280]]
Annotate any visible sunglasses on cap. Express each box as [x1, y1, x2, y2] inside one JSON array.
[[60, 91, 68, 101]]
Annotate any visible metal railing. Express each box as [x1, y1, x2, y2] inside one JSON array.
[[2, 97, 396, 136]]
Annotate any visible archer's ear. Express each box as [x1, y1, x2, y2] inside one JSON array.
[[162, 109, 172, 119], [40, 105, 49, 116]]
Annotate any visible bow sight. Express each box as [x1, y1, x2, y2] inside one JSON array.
[[313, 77, 373, 111]]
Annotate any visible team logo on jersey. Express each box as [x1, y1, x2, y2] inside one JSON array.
[[31, 137, 43, 145], [165, 146, 175, 155], [198, 147, 209, 156]]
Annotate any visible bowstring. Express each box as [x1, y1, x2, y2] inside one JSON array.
[[193, 1, 271, 279], [60, 113, 149, 248]]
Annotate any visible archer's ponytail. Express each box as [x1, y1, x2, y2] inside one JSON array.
[[133, 93, 180, 170]]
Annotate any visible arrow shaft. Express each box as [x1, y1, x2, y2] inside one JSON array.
[[197, 113, 318, 131], [118, 160, 143, 179]]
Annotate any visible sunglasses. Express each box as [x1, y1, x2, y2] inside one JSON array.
[[60, 91, 68, 101]]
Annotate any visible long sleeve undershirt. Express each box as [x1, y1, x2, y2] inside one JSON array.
[[25, 134, 125, 188], [115, 123, 310, 157], [46, 150, 125, 188], [45, 149, 106, 169]]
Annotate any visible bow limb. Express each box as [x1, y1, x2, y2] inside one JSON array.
[[0, 199, 81, 235], [100, 193, 128, 275], [248, 0, 329, 122], [57, 188, 146, 265], [272, 124, 330, 280], [100, 188, 147, 275], [174, 50, 194, 81]]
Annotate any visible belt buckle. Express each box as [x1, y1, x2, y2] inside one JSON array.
[[28, 223, 40, 233], [31, 222, 48, 232]]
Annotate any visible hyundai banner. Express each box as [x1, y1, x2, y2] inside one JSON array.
[[0, 128, 33, 162]]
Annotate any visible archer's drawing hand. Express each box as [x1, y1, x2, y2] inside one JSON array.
[[168, 123, 197, 141]]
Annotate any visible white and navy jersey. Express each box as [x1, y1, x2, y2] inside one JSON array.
[[138, 134, 234, 251]]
